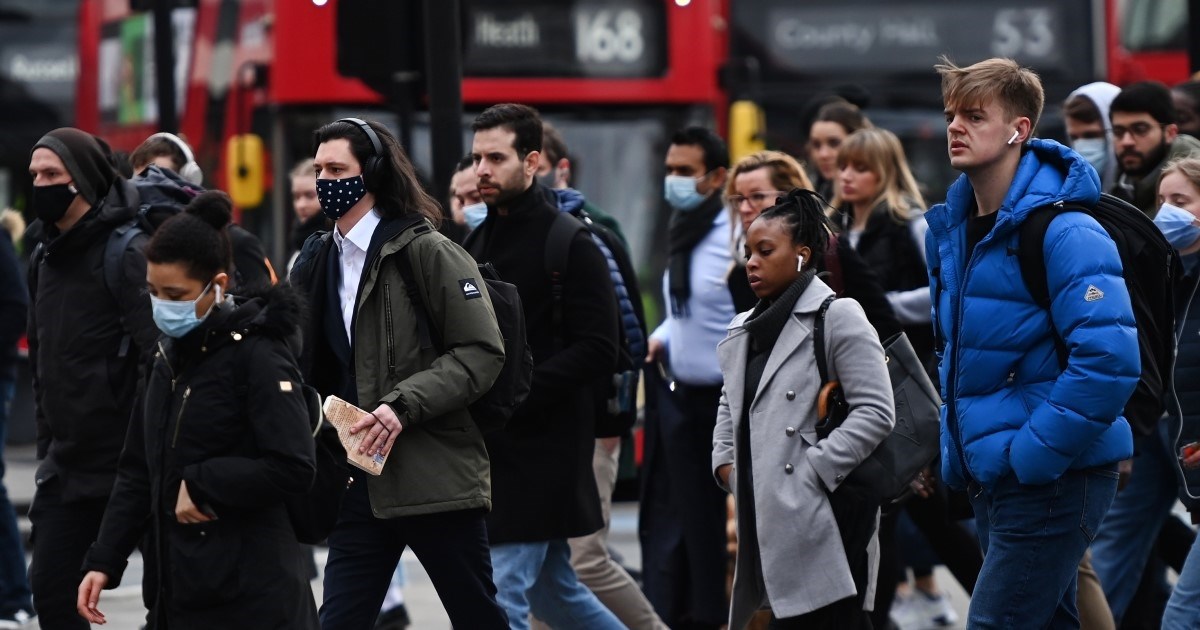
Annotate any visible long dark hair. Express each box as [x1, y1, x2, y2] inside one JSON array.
[[756, 188, 835, 264], [312, 119, 442, 227]]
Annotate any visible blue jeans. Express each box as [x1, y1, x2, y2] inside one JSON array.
[[0, 375, 31, 615], [491, 540, 624, 630], [1163, 527, 1200, 629], [1089, 427, 1178, 622], [968, 465, 1119, 629]]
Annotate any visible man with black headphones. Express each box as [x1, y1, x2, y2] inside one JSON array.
[[289, 118, 509, 629]]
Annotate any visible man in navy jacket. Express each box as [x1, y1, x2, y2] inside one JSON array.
[[926, 57, 1138, 628]]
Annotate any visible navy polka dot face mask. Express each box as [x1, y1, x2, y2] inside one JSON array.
[[316, 175, 367, 220]]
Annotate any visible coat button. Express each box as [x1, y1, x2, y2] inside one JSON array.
[[836, 474, 845, 482], [786, 391, 796, 400], [785, 427, 796, 436], [784, 464, 794, 474]]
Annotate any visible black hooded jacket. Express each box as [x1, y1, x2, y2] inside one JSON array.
[[27, 178, 160, 502], [83, 285, 318, 629]]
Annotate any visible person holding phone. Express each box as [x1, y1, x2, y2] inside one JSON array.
[[76, 191, 318, 629]]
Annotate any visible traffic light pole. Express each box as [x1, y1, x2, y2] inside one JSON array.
[[153, 0, 177, 133], [423, 0, 464, 226]]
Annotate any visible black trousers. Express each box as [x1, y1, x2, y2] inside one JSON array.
[[639, 376, 729, 628], [318, 480, 508, 630], [28, 478, 107, 630]]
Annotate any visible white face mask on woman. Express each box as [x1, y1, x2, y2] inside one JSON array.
[[1154, 202, 1200, 252]]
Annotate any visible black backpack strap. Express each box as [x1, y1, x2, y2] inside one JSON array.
[[393, 246, 441, 352], [814, 295, 837, 385], [104, 220, 145, 359], [544, 212, 585, 352], [1018, 205, 1072, 368]]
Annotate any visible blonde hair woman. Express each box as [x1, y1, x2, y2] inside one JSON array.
[[830, 128, 931, 351]]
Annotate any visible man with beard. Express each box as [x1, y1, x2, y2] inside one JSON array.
[[1110, 81, 1200, 217]]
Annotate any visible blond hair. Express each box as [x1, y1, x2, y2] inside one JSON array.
[[289, 158, 314, 181], [831, 128, 926, 223], [1161, 157, 1200, 194], [0, 209, 23, 246], [935, 56, 1044, 131], [724, 150, 814, 201]]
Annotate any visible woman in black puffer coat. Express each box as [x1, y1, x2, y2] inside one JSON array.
[[79, 191, 318, 629]]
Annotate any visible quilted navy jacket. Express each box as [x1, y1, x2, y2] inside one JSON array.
[[925, 138, 1138, 490]]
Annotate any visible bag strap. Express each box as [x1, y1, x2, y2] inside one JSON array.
[[103, 220, 145, 358], [1017, 204, 1073, 368], [821, 233, 844, 295], [544, 212, 585, 352], [393, 246, 442, 352], [814, 295, 837, 385]]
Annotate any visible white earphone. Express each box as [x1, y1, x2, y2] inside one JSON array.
[[797, 254, 805, 272], [1007, 129, 1020, 146], [150, 132, 203, 185]]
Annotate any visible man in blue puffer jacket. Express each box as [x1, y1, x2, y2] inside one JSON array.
[[927, 57, 1139, 628]]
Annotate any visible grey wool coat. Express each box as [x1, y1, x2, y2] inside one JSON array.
[[712, 278, 895, 628]]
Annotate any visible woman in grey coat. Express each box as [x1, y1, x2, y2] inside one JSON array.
[[713, 189, 895, 629]]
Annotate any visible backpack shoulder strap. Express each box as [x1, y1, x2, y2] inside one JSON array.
[[104, 220, 145, 358], [1018, 204, 1076, 367], [814, 295, 837, 384], [544, 212, 586, 351], [393, 242, 441, 352]]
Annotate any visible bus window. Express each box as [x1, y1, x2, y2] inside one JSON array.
[[1121, 0, 1186, 52]]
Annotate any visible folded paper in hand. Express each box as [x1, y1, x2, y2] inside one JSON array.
[[322, 395, 388, 476]]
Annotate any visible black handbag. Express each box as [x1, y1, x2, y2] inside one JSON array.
[[813, 296, 941, 504]]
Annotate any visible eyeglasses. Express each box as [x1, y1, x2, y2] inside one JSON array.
[[1111, 122, 1165, 140], [728, 191, 788, 209]]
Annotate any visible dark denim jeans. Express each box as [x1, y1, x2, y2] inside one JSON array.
[[0, 375, 32, 615], [967, 465, 1119, 629]]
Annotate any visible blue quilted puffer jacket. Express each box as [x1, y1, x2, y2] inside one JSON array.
[[925, 139, 1138, 491]]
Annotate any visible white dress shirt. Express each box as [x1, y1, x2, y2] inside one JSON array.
[[332, 209, 381, 340]]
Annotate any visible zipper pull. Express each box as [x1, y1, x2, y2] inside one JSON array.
[[1006, 371, 1016, 383]]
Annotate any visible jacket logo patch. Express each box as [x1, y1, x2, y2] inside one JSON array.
[[459, 279, 482, 300], [280, 381, 294, 392], [1084, 285, 1105, 302]]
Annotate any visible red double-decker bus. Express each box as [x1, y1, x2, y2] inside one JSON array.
[[75, 0, 728, 271], [1106, 0, 1189, 86]]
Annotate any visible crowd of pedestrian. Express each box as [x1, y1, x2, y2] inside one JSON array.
[[6, 55, 1200, 630]]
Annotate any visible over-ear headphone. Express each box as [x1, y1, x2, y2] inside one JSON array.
[[149, 132, 203, 185], [336, 117, 386, 191]]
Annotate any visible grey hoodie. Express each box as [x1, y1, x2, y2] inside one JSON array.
[[1068, 81, 1121, 190]]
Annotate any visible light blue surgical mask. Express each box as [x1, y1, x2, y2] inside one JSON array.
[[1154, 202, 1200, 252], [151, 281, 219, 338], [463, 202, 488, 231], [664, 174, 709, 211], [1073, 138, 1109, 177]]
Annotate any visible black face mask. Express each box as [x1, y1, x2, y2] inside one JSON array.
[[31, 183, 78, 225]]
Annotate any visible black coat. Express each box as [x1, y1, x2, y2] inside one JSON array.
[[27, 179, 160, 502], [0, 234, 26, 374], [83, 286, 318, 630], [835, 204, 933, 363], [468, 181, 619, 543]]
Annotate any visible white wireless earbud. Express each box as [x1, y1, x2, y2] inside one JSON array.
[[1007, 129, 1020, 145], [797, 254, 805, 272]]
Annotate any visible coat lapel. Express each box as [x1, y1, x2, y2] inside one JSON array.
[[717, 325, 750, 418]]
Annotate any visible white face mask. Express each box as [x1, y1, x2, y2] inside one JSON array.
[[463, 202, 488, 230], [1154, 202, 1200, 252], [1073, 138, 1109, 176]]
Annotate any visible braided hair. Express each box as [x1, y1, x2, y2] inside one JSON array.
[[754, 188, 835, 267], [145, 190, 233, 282]]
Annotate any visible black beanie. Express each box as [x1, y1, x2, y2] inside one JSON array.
[[32, 128, 117, 207]]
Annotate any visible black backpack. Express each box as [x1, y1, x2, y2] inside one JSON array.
[[544, 212, 645, 435], [1017, 193, 1182, 437], [394, 234, 533, 433]]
